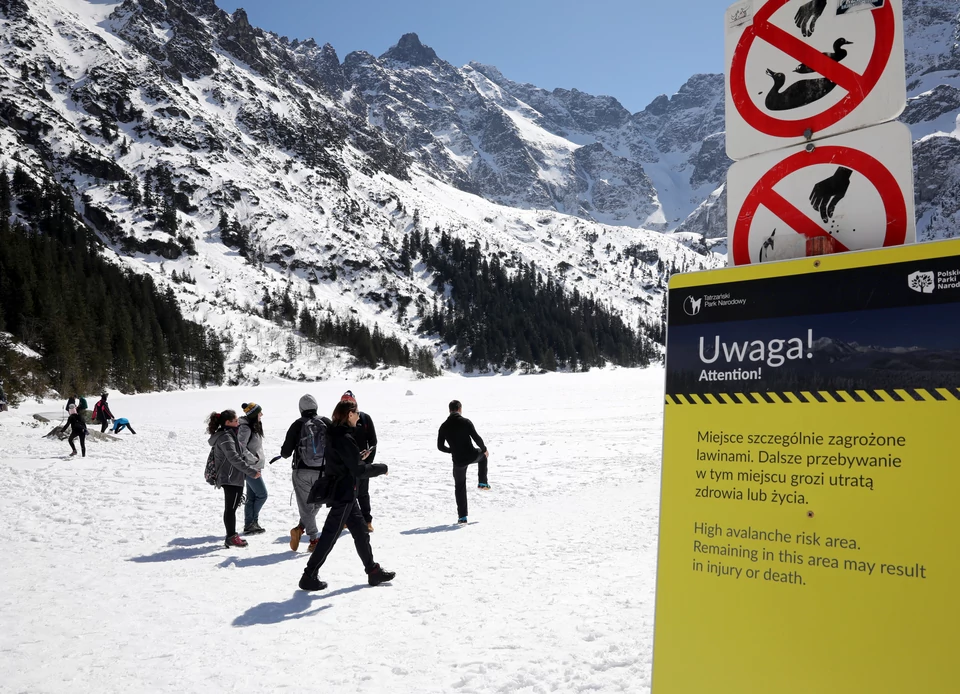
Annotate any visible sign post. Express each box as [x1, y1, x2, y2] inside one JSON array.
[[652, 240, 960, 693], [725, 0, 906, 160], [724, 0, 912, 265], [726, 120, 916, 265]]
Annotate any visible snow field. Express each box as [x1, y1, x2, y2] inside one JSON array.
[[1, 368, 665, 693]]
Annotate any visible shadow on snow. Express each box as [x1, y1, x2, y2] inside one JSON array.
[[400, 524, 467, 535], [232, 584, 367, 627], [219, 551, 301, 569], [128, 536, 224, 563]]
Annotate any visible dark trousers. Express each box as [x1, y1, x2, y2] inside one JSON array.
[[99, 418, 109, 433], [452, 452, 488, 518], [357, 478, 372, 523], [304, 496, 375, 577], [68, 432, 86, 456], [222, 485, 243, 538], [114, 423, 136, 434]]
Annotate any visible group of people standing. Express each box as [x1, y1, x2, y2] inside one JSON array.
[[59, 392, 135, 457], [206, 390, 491, 592]]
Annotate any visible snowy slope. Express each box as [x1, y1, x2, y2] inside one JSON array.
[[0, 0, 718, 382], [0, 368, 664, 693]]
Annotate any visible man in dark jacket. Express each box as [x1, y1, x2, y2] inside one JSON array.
[[280, 394, 331, 552], [340, 390, 378, 532], [437, 400, 490, 524]]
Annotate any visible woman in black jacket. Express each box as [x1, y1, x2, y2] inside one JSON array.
[[61, 404, 87, 457], [299, 400, 395, 591]]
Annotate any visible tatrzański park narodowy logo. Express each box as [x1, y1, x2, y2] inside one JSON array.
[[682, 295, 703, 316]]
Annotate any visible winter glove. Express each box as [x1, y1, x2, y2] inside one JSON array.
[[367, 463, 388, 478]]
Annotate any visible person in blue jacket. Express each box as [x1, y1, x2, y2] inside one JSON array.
[[111, 417, 137, 434]]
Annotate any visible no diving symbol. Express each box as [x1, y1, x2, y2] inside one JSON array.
[[732, 145, 907, 266], [730, 0, 894, 137]]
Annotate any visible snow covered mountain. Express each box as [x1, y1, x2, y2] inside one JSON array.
[[0, 0, 716, 383], [2, 0, 956, 386], [679, 0, 960, 240]]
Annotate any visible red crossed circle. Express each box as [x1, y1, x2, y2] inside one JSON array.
[[732, 145, 907, 266], [730, 0, 895, 137]]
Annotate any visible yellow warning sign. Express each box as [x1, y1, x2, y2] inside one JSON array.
[[653, 240, 960, 693]]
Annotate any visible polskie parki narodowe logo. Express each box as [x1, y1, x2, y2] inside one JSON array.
[[682, 292, 747, 317], [907, 269, 960, 294]]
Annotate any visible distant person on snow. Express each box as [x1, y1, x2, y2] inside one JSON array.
[[280, 394, 331, 553], [92, 393, 114, 433], [207, 409, 262, 549], [0, 380, 7, 411], [61, 403, 88, 457], [437, 400, 490, 524], [238, 402, 268, 535], [298, 399, 394, 592], [111, 418, 137, 435], [340, 390, 379, 533]]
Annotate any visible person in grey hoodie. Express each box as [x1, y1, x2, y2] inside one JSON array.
[[207, 409, 261, 548], [279, 394, 331, 553], [238, 402, 267, 535]]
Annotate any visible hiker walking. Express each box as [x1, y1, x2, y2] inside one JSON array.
[[206, 410, 261, 548], [280, 394, 330, 553], [340, 390, 378, 532], [298, 399, 394, 591], [92, 393, 114, 433], [437, 400, 490, 524], [238, 402, 268, 535], [61, 403, 88, 457]]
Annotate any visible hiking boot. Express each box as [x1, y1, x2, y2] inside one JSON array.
[[225, 534, 248, 548], [366, 522, 374, 533], [252, 521, 265, 533], [307, 537, 320, 552], [367, 564, 395, 586], [243, 523, 265, 535], [290, 524, 304, 551], [478, 483, 491, 490], [299, 571, 327, 591], [458, 516, 468, 524]]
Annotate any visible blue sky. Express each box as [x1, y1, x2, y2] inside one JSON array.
[[217, 0, 725, 113]]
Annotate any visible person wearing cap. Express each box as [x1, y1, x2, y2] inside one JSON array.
[[238, 401, 268, 535], [61, 403, 88, 457], [437, 399, 490, 524], [340, 390, 379, 533], [280, 394, 331, 552]]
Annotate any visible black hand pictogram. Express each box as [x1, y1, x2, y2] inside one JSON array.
[[809, 167, 852, 223], [794, 0, 827, 37]]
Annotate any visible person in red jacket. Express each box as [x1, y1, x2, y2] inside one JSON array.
[[92, 393, 114, 433]]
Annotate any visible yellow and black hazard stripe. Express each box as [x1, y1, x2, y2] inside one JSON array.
[[665, 388, 960, 405]]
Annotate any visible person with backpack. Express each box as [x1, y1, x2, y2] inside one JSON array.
[[340, 390, 378, 533], [280, 394, 330, 553], [238, 402, 267, 535], [437, 399, 490, 524], [92, 393, 114, 433], [298, 399, 395, 592], [61, 403, 88, 457], [207, 410, 262, 548]]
